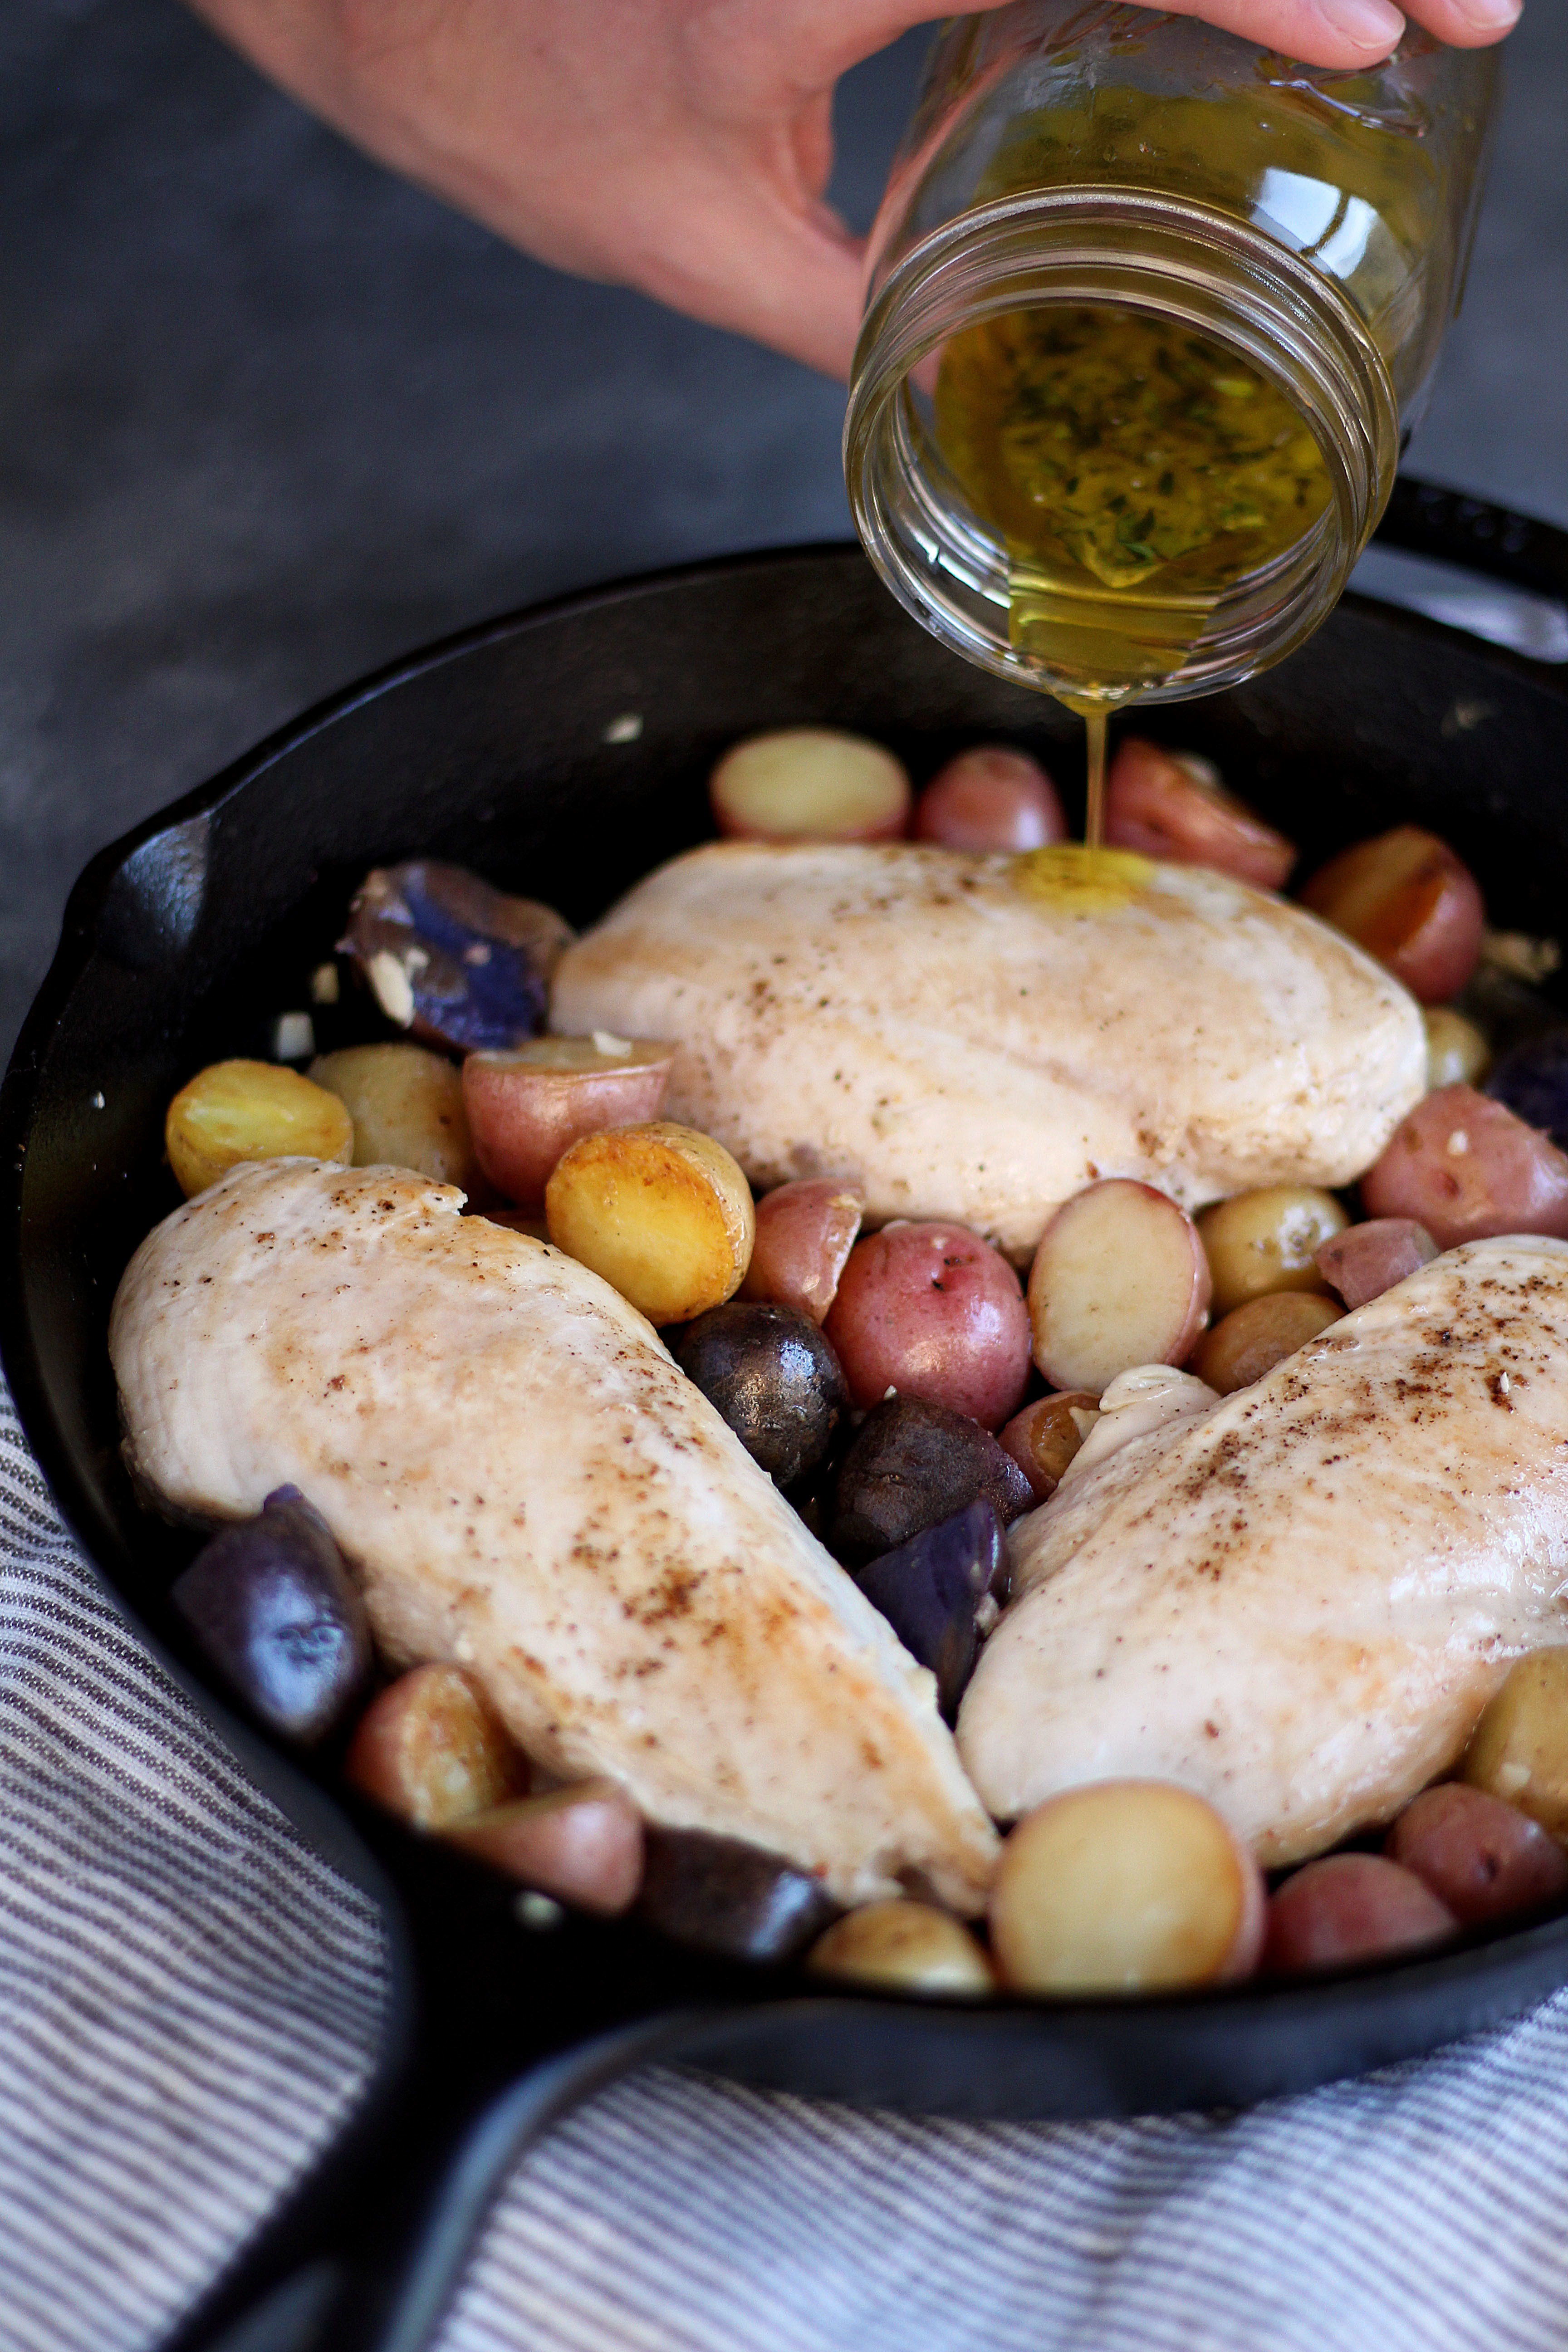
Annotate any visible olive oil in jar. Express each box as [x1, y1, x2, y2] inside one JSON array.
[[933, 303, 1334, 843]]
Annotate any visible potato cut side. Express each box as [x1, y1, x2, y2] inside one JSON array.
[[710, 727, 911, 843], [545, 1120, 755, 1322], [1027, 1179, 1210, 1394], [808, 1899, 995, 1995], [165, 1059, 353, 1197], [990, 1781, 1263, 1994]]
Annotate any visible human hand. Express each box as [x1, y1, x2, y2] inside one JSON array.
[[189, 0, 1521, 381]]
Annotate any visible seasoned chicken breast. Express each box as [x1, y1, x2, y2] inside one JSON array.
[[551, 841, 1425, 1258], [110, 1161, 998, 1911], [959, 1238, 1568, 1864]]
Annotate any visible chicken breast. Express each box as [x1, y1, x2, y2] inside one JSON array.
[[958, 1238, 1568, 1864], [110, 1160, 998, 1911], [551, 841, 1425, 1258]]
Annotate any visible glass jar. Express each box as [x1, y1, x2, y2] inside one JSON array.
[[844, 3, 1499, 714]]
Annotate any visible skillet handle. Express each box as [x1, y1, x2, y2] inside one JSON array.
[[1373, 475, 1568, 607]]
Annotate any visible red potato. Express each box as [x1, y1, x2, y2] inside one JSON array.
[[710, 728, 911, 843], [740, 1178, 863, 1323], [462, 1034, 674, 1208], [990, 1781, 1265, 1994], [1263, 1854, 1456, 1975], [1300, 824, 1485, 1004], [444, 1779, 644, 1916], [1104, 738, 1295, 891], [913, 746, 1066, 853], [1360, 1084, 1568, 1250], [1386, 1783, 1568, 1927], [346, 1665, 528, 1830], [996, 1392, 1101, 1503], [1026, 1180, 1211, 1396], [824, 1221, 1031, 1429], [1315, 1217, 1438, 1310], [1190, 1292, 1341, 1396]]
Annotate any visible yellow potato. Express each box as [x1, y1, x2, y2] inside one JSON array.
[[1196, 1185, 1349, 1318], [1423, 1005, 1490, 1091], [1189, 1291, 1342, 1395], [310, 1043, 483, 1192], [808, 1900, 995, 1995], [545, 1121, 755, 1323], [1464, 1650, 1568, 1839], [165, 1059, 353, 1197], [990, 1781, 1265, 1994]]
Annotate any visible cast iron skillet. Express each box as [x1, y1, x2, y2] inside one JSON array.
[[5, 480, 1568, 2352]]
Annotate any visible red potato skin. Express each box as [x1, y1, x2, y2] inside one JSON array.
[[1300, 825, 1485, 1004], [1386, 1783, 1568, 1927], [444, 1779, 645, 1916], [1315, 1218, 1438, 1310], [462, 1052, 673, 1209], [1104, 739, 1295, 891], [345, 1665, 528, 1830], [1263, 1853, 1456, 1975], [739, 1179, 863, 1323], [996, 1392, 1100, 1503], [824, 1221, 1032, 1430], [914, 748, 1066, 853], [1360, 1085, 1568, 1250]]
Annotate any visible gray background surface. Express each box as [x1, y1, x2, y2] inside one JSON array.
[[2, 0, 1565, 1058]]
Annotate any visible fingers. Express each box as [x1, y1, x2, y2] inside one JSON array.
[[1401, 0, 1521, 41], [1140, 0, 1518, 62]]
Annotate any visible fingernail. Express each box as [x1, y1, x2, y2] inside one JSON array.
[[1449, 0, 1522, 26], [1314, 0, 1406, 49]]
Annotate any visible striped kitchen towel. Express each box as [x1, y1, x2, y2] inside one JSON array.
[[6, 1370, 1568, 2352]]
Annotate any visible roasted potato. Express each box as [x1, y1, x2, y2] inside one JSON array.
[[996, 1391, 1101, 1503], [165, 1059, 353, 1197], [1196, 1185, 1348, 1318], [637, 1826, 841, 1961], [740, 1178, 863, 1324], [340, 859, 573, 1052], [710, 728, 911, 843], [824, 1220, 1032, 1429], [1027, 1180, 1211, 1394], [1263, 1854, 1455, 1974], [913, 746, 1065, 853], [1315, 1218, 1437, 1311], [1386, 1782, 1568, 1926], [445, 1780, 644, 1915], [1464, 1650, 1568, 1839], [808, 1900, 995, 1994], [1189, 1291, 1341, 1395], [310, 1042, 485, 1192], [1301, 825, 1485, 1004], [545, 1120, 755, 1322], [671, 1302, 849, 1487], [829, 1396, 1034, 1567], [1104, 739, 1294, 890], [463, 1033, 674, 1207], [1360, 1084, 1568, 1249], [345, 1664, 527, 1829], [1424, 1006, 1490, 1091]]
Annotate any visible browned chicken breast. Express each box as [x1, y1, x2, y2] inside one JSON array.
[[550, 841, 1426, 1258], [109, 1160, 999, 1911], [959, 1238, 1568, 1864]]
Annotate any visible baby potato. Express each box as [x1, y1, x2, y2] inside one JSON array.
[[1425, 1005, 1490, 1091], [808, 1900, 995, 1995], [1315, 1217, 1437, 1311], [996, 1392, 1101, 1503], [1104, 738, 1295, 891], [463, 1034, 674, 1207], [1197, 1186, 1349, 1318], [545, 1120, 755, 1323], [1027, 1180, 1211, 1395], [1360, 1083, 1568, 1250], [671, 1302, 848, 1487], [345, 1664, 527, 1830], [1464, 1650, 1568, 1839], [740, 1178, 863, 1323], [913, 746, 1065, 853], [638, 1825, 842, 1962], [1386, 1782, 1568, 1926], [1301, 824, 1485, 1004], [710, 727, 911, 844], [829, 1395, 1034, 1567], [1263, 1854, 1455, 1975], [310, 1043, 484, 1192], [990, 1782, 1265, 1994], [165, 1059, 353, 1197], [1190, 1292, 1342, 1395], [824, 1220, 1032, 1429], [445, 1779, 644, 1916]]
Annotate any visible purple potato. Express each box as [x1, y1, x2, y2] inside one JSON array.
[[672, 1303, 849, 1487], [829, 1395, 1034, 1567], [853, 1499, 1008, 1722], [638, 1827, 841, 1963], [341, 861, 575, 1054], [1487, 1030, 1568, 1151], [171, 1486, 371, 1744]]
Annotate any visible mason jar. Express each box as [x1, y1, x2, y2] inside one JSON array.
[[843, 3, 1499, 712]]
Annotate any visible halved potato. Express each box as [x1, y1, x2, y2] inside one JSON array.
[[1027, 1179, 1210, 1394], [464, 1034, 674, 1206], [1190, 1291, 1342, 1395], [710, 728, 910, 843], [310, 1042, 485, 1192], [345, 1664, 527, 1829], [545, 1120, 755, 1322], [808, 1900, 995, 1994], [165, 1059, 353, 1197]]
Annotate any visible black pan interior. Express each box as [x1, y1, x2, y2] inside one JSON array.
[[6, 540, 1568, 2128]]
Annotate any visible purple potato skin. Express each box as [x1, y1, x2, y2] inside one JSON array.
[[829, 1396, 1034, 1567], [341, 861, 575, 1054], [172, 1487, 372, 1745], [638, 1827, 841, 1963], [672, 1303, 849, 1487], [853, 1499, 1009, 1722]]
